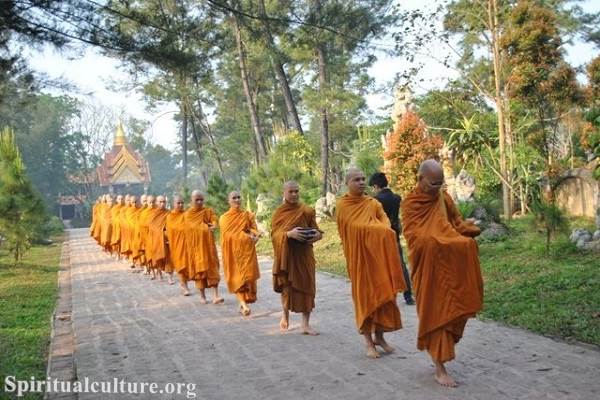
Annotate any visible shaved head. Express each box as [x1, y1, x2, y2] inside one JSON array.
[[418, 159, 443, 176], [156, 195, 167, 209], [283, 180, 299, 190], [344, 167, 364, 184], [228, 190, 242, 209], [191, 190, 205, 208], [173, 195, 185, 211], [283, 181, 300, 204], [417, 159, 444, 195], [345, 167, 367, 195]]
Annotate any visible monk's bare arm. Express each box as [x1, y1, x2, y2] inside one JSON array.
[[444, 193, 480, 237]]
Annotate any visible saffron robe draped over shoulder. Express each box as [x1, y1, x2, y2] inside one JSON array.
[[166, 209, 188, 278], [271, 202, 320, 313], [143, 207, 161, 265], [126, 205, 142, 261], [109, 204, 124, 254], [119, 205, 134, 256], [336, 193, 406, 333], [147, 208, 172, 272], [99, 204, 113, 250], [91, 203, 102, 243], [401, 188, 483, 362], [184, 207, 220, 288], [219, 208, 260, 303]]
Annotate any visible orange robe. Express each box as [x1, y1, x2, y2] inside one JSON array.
[[271, 202, 320, 313], [143, 207, 161, 266], [166, 209, 189, 278], [110, 204, 124, 255], [219, 208, 260, 303], [129, 206, 145, 262], [90, 203, 102, 244], [119, 205, 134, 256], [147, 208, 172, 272], [336, 193, 406, 334], [401, 188, 483, 363], [184, 207, 220, 288], [137, 206, 155, 265], [99, 204, 113, 251]]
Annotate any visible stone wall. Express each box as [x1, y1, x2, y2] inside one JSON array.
[[555, 168, 599, 218]]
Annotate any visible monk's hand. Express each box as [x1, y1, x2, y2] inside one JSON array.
[[207, 223, 217, 232], [287, 227, 308, 242], [306, 230, 322, 243], [465, 218, 477, 225]]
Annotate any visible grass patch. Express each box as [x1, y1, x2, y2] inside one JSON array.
[[256, 217, 600, 346], [0, 238, 62, 399]]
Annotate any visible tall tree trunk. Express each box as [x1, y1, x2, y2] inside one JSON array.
[[193, 97, 226, 179], [233, 16, 267, 160], [181, 106, 188, 188], [257, 0, 304, 135], [488, 0, 511, 219], [317, 44, 329, 196]]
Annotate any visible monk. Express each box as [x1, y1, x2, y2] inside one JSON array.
[[99, 195, 114, 253], [138, 195, 155, 276], [220, 191, 261, 316], [119, 195, 133, 260], [123, 195, 141, 271], [271, 181, 322, 335], [130, 194, 147, 273], [146, 195, 175, 284], [109, 194, 125, 258], [90, 196, 102, 243], [184, 190, 223, 304], [336, 168, 406, 359], [143, 195, 162, 279], [166, 196, 190, 295], [401, 159, 483, 387]]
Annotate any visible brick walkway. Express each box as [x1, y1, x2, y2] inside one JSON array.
[[63, 228, 599, 400]]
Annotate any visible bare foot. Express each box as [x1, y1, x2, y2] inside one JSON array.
[[301, 326, 319, 336], [434, 361, 457, 388], [168, 277, 175, 285], [240, 305, 251, 316], [279, 317, 289, 332], [373, 338, 395, 354], [435, 372, 457, 388], [212, 297, 224, 304], [199, 297, 208, 304], [366, 345, 381, 359]]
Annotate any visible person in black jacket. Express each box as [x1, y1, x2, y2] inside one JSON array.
[[368, 172, 415, 305]]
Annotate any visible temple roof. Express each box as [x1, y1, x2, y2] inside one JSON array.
[[95, 121, 151, 187]]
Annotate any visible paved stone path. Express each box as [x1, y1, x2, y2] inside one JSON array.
[[65, 228, 599, 400]]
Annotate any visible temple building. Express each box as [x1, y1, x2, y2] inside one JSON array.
[[57, 121, 150, 222], [95, 121, 151, 194]]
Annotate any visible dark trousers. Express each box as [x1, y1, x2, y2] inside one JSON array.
[[398, 241, 413, 302]]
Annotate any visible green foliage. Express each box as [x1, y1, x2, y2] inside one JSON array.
[[0, 240, 62, 390], [243, 133, 320, 214], [0, 127, 47, 263], [205, 175, 232, 215], [531, 200, 569, 250], [350, 125, 384, 178], [457, 200, 476, 219], [42, 216, 64, 237]]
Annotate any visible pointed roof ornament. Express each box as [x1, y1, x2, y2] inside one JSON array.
[[114, 120, 127, 146]]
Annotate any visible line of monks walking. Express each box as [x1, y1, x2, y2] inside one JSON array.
[[89, 160, 483, 388]]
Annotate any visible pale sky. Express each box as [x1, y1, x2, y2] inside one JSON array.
[[26, 0, 599, 151]]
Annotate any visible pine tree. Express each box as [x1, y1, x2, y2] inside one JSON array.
[[0, 127, 46, 263]]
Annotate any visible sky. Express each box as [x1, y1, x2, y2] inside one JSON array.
[[26, 0, 599, 152]]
